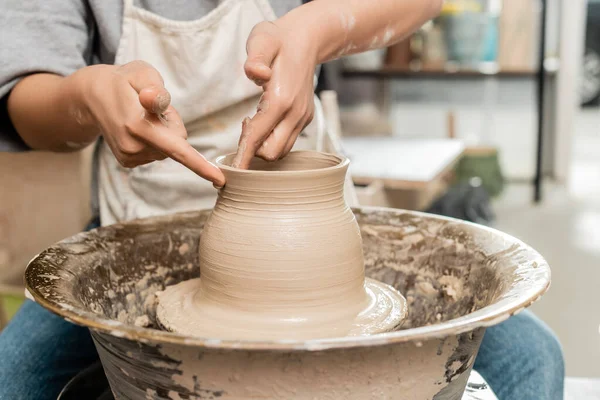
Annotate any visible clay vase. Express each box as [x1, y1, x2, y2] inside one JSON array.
[[156, 151, 406, 340]]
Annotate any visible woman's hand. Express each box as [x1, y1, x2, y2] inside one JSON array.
[[231, 0, 443, 169], [75, 61, 226, 186], [232, 21, 317, 169]]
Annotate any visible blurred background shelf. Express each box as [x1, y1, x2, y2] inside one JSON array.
[[342, 63, 558, 79], [327, 0, 554, 204]]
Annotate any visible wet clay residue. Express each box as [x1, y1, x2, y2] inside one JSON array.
[[27, 214, 209, 329], [357, 211, 521, 329], [27, 208, 525, 337], [27, 208, 514, 336]]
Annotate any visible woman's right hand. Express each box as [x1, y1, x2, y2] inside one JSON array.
[[74, 61, 225, 187]]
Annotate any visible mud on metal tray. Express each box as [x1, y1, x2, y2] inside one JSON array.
[[58, 362, 498, 400]]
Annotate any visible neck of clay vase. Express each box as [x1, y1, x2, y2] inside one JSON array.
[[215, 172, 347, 213], [217, 153, 348, 212], [199, 152, 367, 315]]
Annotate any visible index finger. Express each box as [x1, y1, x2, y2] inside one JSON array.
[[138, 113, 225, 187], [158, 136, 225, 187], [232, 97, 285, 169]]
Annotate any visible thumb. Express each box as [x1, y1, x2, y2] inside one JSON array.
[[121, 60, 172, 114], [245, 23, 280, 85], [139, 87, 171, 115]]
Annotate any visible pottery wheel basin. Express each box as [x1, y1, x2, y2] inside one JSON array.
[[25, 207, 550, 400]]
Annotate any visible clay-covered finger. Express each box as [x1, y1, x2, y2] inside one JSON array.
[[281, 121, 307, 158], [255, 117, 297, 161], [139, 87, 171, 115], [281, 103, 315, 157], [146, 130, 224, 185], [142, 106, 188, 139], [119, 61, 171, 115], [232, 108, 286, 169], [146, 132, 225, 186], [130, 108, 225, 185]]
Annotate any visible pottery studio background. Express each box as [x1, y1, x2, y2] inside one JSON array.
[[1, 0, 599, 398]]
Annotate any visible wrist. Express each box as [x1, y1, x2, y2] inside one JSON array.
[[274, 8, 325, 66], [277, 2, 348, 65], [65, 65, 115, 129]]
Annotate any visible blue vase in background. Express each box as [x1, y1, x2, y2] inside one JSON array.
[[481, 15, 499, 62]]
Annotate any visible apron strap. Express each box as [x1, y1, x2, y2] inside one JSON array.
[[317, 91, 360, 206], [313, 94, 326, 153]]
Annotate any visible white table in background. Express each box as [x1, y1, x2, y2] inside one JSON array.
[[342, 137, 465, 210]]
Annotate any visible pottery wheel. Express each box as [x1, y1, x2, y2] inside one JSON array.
[[155, 277, 407, 340], [57, 362, 499, 400]]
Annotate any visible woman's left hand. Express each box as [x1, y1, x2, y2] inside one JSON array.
[[232, 21, 317, 169]]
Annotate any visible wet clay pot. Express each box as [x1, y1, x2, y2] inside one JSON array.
[[156, 151, 406, 340], [25, 208, 550, 400]]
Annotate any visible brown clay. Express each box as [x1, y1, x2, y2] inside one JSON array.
[[156, 151, 406, 340]]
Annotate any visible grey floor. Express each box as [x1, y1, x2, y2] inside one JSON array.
[[493, 109, 600, 380]]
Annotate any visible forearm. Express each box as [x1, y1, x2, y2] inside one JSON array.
[[277, 0, 442, 64], [7, 70, 100, 152]]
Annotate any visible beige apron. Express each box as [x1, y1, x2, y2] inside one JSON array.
[[99, 0, 356, 226]]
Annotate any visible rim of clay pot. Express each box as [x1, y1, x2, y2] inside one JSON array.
[[25, 207, 550, 352], [215, 150, 349, 176]]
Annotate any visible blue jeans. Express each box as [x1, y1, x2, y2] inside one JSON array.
[[0, 304, 564, 400]]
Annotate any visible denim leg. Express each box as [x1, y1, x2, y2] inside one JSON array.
[[474, 310, 565, 400], [0, 216, 101, 400], [0, 300, 99, 400]]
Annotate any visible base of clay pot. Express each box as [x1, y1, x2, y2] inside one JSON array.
[[155, 277, 407, 340]]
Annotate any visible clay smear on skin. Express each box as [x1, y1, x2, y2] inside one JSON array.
[[231, 117, 252, 168], [256, 93, 269, 115], [152, 92, 171, 114], [156, 151, 407, 340], [382, 26, 395, 45], [234, 91, 274, 164], [334, 15, 397, 57], [335, 11, 357, 58]]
